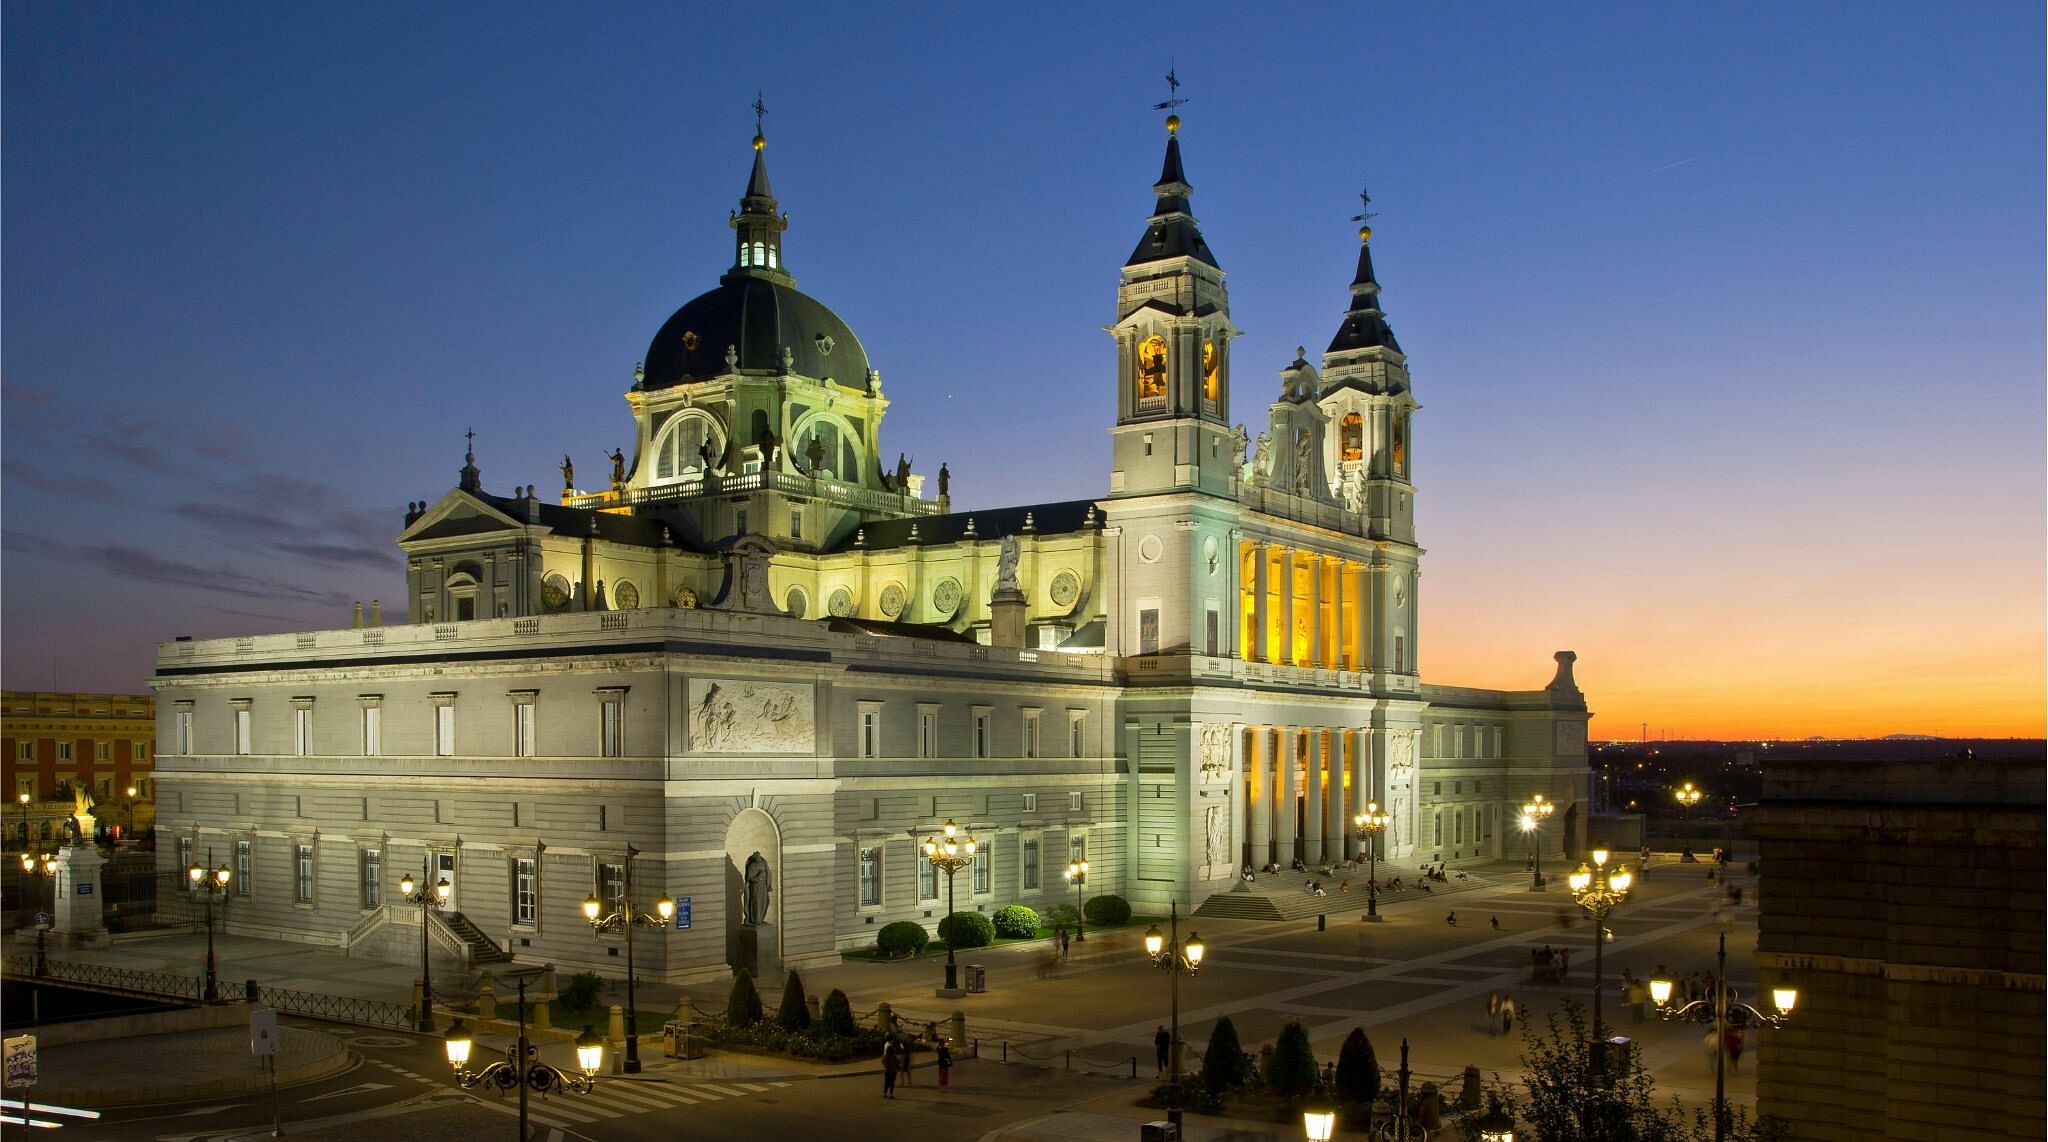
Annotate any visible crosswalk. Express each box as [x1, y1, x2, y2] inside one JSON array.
[[467, 1077, 793, 1136]]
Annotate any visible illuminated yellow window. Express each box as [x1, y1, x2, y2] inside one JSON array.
[[1203, 340, 1218, 401], [1137, 335, 1168, 399], [1340, 413, 1363, 461]]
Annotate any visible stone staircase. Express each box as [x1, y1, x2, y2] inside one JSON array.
[[1195, 866, 1497, 922], [441, 911, 514, 965]]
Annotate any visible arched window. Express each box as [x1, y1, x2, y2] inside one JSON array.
[[1340, 413, 1364, 461], [652, 413, 723, 482], [1203, 340, 1219, 401], [1392, 415, 1407, 472], [766, 245, 778, 269], [1137, 335, 1168, 399], [738, 244, 751, 267]]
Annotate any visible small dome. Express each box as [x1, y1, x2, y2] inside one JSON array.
[[642, 275, 872, 391]]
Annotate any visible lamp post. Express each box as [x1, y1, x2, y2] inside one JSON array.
[[1473, 1099, 1517, 1142], [396, 859, 451, 1033], [121, 785, 138, 843], [1352, 802, 1390, 921], [1302, 1101, 1337, 1141], [1142, 901, 1205, 1090], [581, 845, 675, 1073], [187, 849, 233, 1002], [1520, 792, 1554, 890], [1063, 858, 1088, 942], [18, 846, 56, 977], [1567, 848, 1633, 1075], [1651, 932, 1796, 1142], [445, 969, 604, 1140], [923, 820, 976, 993], [1676, 781, 1703, 825]]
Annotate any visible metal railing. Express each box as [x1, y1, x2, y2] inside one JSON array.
[[256, 983, 411, 1029], [4, 954, 204, 1001], [3, 955, 409, 1030]]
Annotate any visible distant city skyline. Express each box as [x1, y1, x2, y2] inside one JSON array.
[[3, 4, 2041, 739]]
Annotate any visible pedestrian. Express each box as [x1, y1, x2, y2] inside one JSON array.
[[1446, 911, 1457, 927], [1054, 922, 1065, 953], [1060, 926, 1071, 957], [882, 1038, 900, 1099], [1489, 915, 1501, 931], [899, 1036, 914, 1086], [1487, 991, 1501, 1037], [1724, 1025, 1746, 1072], [1500, 996, 1517, 1036], [936, 1039, 953, 1091], [1154, 1025, 1171, 1073]]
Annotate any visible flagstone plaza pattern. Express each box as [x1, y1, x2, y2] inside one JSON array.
[[150, 113, 1591, 984]]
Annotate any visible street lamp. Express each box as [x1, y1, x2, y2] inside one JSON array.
[[1650, 932, 1795, 1142], [1520, 793, 1554, 890], [18, 846, 56, 977], [1352, 802, 1391, 921], [121, 785, 138, 842], [1302, 1102, 1337, 1141], [1063, 858, 1088, 942], [923, 820, 977, 993], [187, 850, 233, 1001], [1474, 1098, 1517, 1142], [1676, 782, 1702, 821], [580, 845, 675, 1073], [445, 970, 604, 1140], [1142, 901, 1204, 1092], [1567, 848, 1632, 1073], [396, 860, 452, 1032]]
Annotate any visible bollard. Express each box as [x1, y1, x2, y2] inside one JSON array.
[[673, 993, 693, 1022], [876, 1001, 895, 1035], [950, 1010, 967, 1048], [1318, 913, 1327, 931], [1460, 1064, 1482, 1111], [608, 1004, 626, 1073], [477, 975, 497, 1021]]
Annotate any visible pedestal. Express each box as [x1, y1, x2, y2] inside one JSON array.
[[51, 845, 106, 937], [990, 587, 1027, 649]]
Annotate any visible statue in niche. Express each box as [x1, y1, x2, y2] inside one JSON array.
[[995, 535, 1021, 593], [804, 434, 826, 475], [937, 462, 950, 497], [742, 852, 773, 926], [1294, 430, 1313, 495], [895, 453, 912, 489], [559, 454, 574, 491], [1252, 431, 1273, 482], [699, 439, 719, 474], [756, 425, 779, 469], [608, 449, 626, 488]]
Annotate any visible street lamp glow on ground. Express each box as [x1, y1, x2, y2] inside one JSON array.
[[1521, 792, 1554, 890], [187, 851, 232, 1001], [1567, 848, 1632, 1074], [580, 845, 675, 1073], [1142, 902, 1204, 1100], [923, 820, 976, 994], [1063, 858, 1088, 942], [1352, 802, 1390, 921], [1651, 932, 1796, 1142], [396, 860, 451, 1032]]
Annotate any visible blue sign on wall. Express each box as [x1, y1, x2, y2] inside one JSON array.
[[75, 884, 93, 896], [674, 896, 691, 930]]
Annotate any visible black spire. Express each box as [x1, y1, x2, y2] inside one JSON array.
[[1125, 114, 1218, 269], [729, 98, 790, 281], [1326, 204, 1401, 354]]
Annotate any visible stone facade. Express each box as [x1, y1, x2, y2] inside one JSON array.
[[1749, 757, 2046, 1141]]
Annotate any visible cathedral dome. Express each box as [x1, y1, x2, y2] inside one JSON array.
[[642, 274, 872, 391]]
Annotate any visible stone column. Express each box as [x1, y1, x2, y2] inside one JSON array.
[[1278, 549, 1296, 666], [1249, 543, 1269, 663], [1331, 560, 1348, 671], [1274, 727, 1298, 865], [51, 844, 106, 939], [1353, 565, 1372, 672], [1306, 554, 1324, 668]]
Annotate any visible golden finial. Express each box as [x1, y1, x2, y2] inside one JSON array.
[[751, 91, 768, 150], [1359, 225, 1373, 243], [1165, 114, 1180, 135], [752, 132, 765, 152]]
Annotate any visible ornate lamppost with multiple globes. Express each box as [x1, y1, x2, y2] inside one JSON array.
[[1063, 857, 1088, 942], [922, 820, 976, 993], [1651, 933, 1796, 1142], [186, 850, 233, 1001], [581, 845, 675, 1073], [1520, 792, 1554, 890], [445, 970, 604, 1141], [1352, 802, 1391, 921], [396, 859, 451, 1032], [1567, 848, 1633, 1071], [1142, 903, 1205, 1086], [1676, 781, 1703, 821]]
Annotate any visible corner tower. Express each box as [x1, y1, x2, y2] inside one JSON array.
[[1316, 208, 1418, 549], [1107, 114, 1240, 499]]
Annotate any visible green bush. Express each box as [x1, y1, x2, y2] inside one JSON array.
[[937, 910, 996, 948], [1044, 902, 1080, 931], [1264, 1020, 1319, 1098], [775, 970, 810, 1030], [991, 904, 1040, 939], [726, 970, 764, 1026], [877, 921, 929, 957], [820, 988, 858, 1038], [1202, 1015, 1252, 1096], [697, 1014, 887, 1063], [1334, 1027, 1379, 1106], [1085, 894, 1132, 925], [559, 971, 604, 1011]]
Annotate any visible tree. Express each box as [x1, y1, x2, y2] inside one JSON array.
[[775, 970, 810, 1030], [725, 970, 764, 1026], [820, 988, 858, 1037], [1264, 1020, 1319, 1099], [1201, 1016, 1251, 1095], [1335, 1027, 1380, 1106]]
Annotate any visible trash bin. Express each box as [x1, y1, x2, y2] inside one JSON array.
[[965, 964, 986, 994], [1140, 1122, 1180, 1142], [663, 1020, 705, 1060]]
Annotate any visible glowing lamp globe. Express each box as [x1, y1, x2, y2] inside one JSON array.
[[443, 1019, 474, 1069], [582, 895, 603, 922], [1143, 924, 1165, 958], [575, 1025, 606, 1077]]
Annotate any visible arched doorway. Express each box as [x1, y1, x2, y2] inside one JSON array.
[[724, 807, 782, 977]]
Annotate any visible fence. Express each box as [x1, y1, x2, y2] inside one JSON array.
[[5, 954, 205, 1001], [3, 955, 410, 1030], [254, 983, 411, 1030]]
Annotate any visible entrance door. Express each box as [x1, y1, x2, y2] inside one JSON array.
[[435, 852, 456, 912]]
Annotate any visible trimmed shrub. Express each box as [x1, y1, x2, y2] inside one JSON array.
[[726, 970, 764, 1026], [1264, 1020, 1319, 1098], [991, 904, 1040, 939], [1084, 894, 1132, 925], [1334, 1027, 1379, 1105], [937, 910, 996, 949], [775, 970, 810, 1030], [820, 988, 858, 1038], [877, 921, 929, 957], [1202, 1015, 1252, 1095], [697, 1014, 887, 1063], [560, 971, 604, 1011], [1044, 902, 1080, 931]]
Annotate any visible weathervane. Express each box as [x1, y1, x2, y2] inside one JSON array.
[[752, 90, 768, 132], [464, 427, 476, 455], [1350, 180, 1378, 226], [1153, 67, 1188, 113]]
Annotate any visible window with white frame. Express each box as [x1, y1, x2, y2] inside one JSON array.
[[362, 848, 382, 907], [597, 688, 626, 757], [15, 742, 29, 762], [513, 857, 538, 924], [235, 839, 252, 897], [178, 837, 194, 878], [432, 694, 457, 757], [1068, 710, 1086, 757], [293, 699, 313, 758], [972, 707, 992, 759], [858, 702, 882, 759], [972, 847, 990, 895], [97, 742, 111, 762], [1068, 791, 1083, 812], [511, 691, 537, 758], [1022, 793, 1038, 813], [1493, 727, 1504, 758], [295, 842, 314, 902], [1022, 836, 1040, 889], [359, 697, 382, 757], [917, 706, 938, 759], [919, 848, 937, 900], [138, 742, 149, 762], [1432, 814, 1443, 846], [858, 846, 882, 906], [1021, 708, 1040, 759], [232, 700, 252, 755], [1069, 834, 1086, 866], [175, 705, 193, 754], [598, 862, 625, 917], [58, 742, 72, 762]]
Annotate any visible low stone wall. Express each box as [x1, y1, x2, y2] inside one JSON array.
[[30, 999, 245, 1047]]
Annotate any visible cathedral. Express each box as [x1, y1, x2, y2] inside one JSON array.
[[151, 112, 1590, 983]]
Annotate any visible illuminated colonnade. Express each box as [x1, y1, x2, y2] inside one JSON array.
[[1236, 540, 1372, 670], [1239, 723, 1375, 868]]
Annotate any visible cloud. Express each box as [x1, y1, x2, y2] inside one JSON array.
[[0, 460, 120, 501], [273, 541, 404, 570], [2, 530, 355, 608]]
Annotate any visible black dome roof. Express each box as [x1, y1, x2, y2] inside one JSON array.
[[642, 273, 871, 391]]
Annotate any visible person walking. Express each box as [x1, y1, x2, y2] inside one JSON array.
[[882, 1038, 901, 1099], [1487, 991, 1501, 1037], [1489, 915, 1501, 931], [1060, 925, 1071, 958], [1724, 1025, 1746, 1072], [899, 1035, 914, 1087], [1500, 996, 1517, 1036], [1446, 911, 1458, 927], [936, 1039, 953, 1091], [1154, 1025, 1171, 1074]]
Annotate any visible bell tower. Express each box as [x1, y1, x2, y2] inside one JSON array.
[[1107, 113, 1240, 499]]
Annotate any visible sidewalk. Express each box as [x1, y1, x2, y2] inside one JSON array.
[[29, 1022, 351, 1107]]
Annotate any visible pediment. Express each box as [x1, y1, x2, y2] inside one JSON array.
[[399, 491, 527, 545]]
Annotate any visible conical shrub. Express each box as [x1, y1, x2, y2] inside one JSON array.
[[775, 970, 811, 1030], [725, 970, 764, 1026]]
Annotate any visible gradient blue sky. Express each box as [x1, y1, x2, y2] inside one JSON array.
[[4, 3, 2041, 738]]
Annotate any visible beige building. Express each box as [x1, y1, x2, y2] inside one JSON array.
[[151, 114, 1592, 983]]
